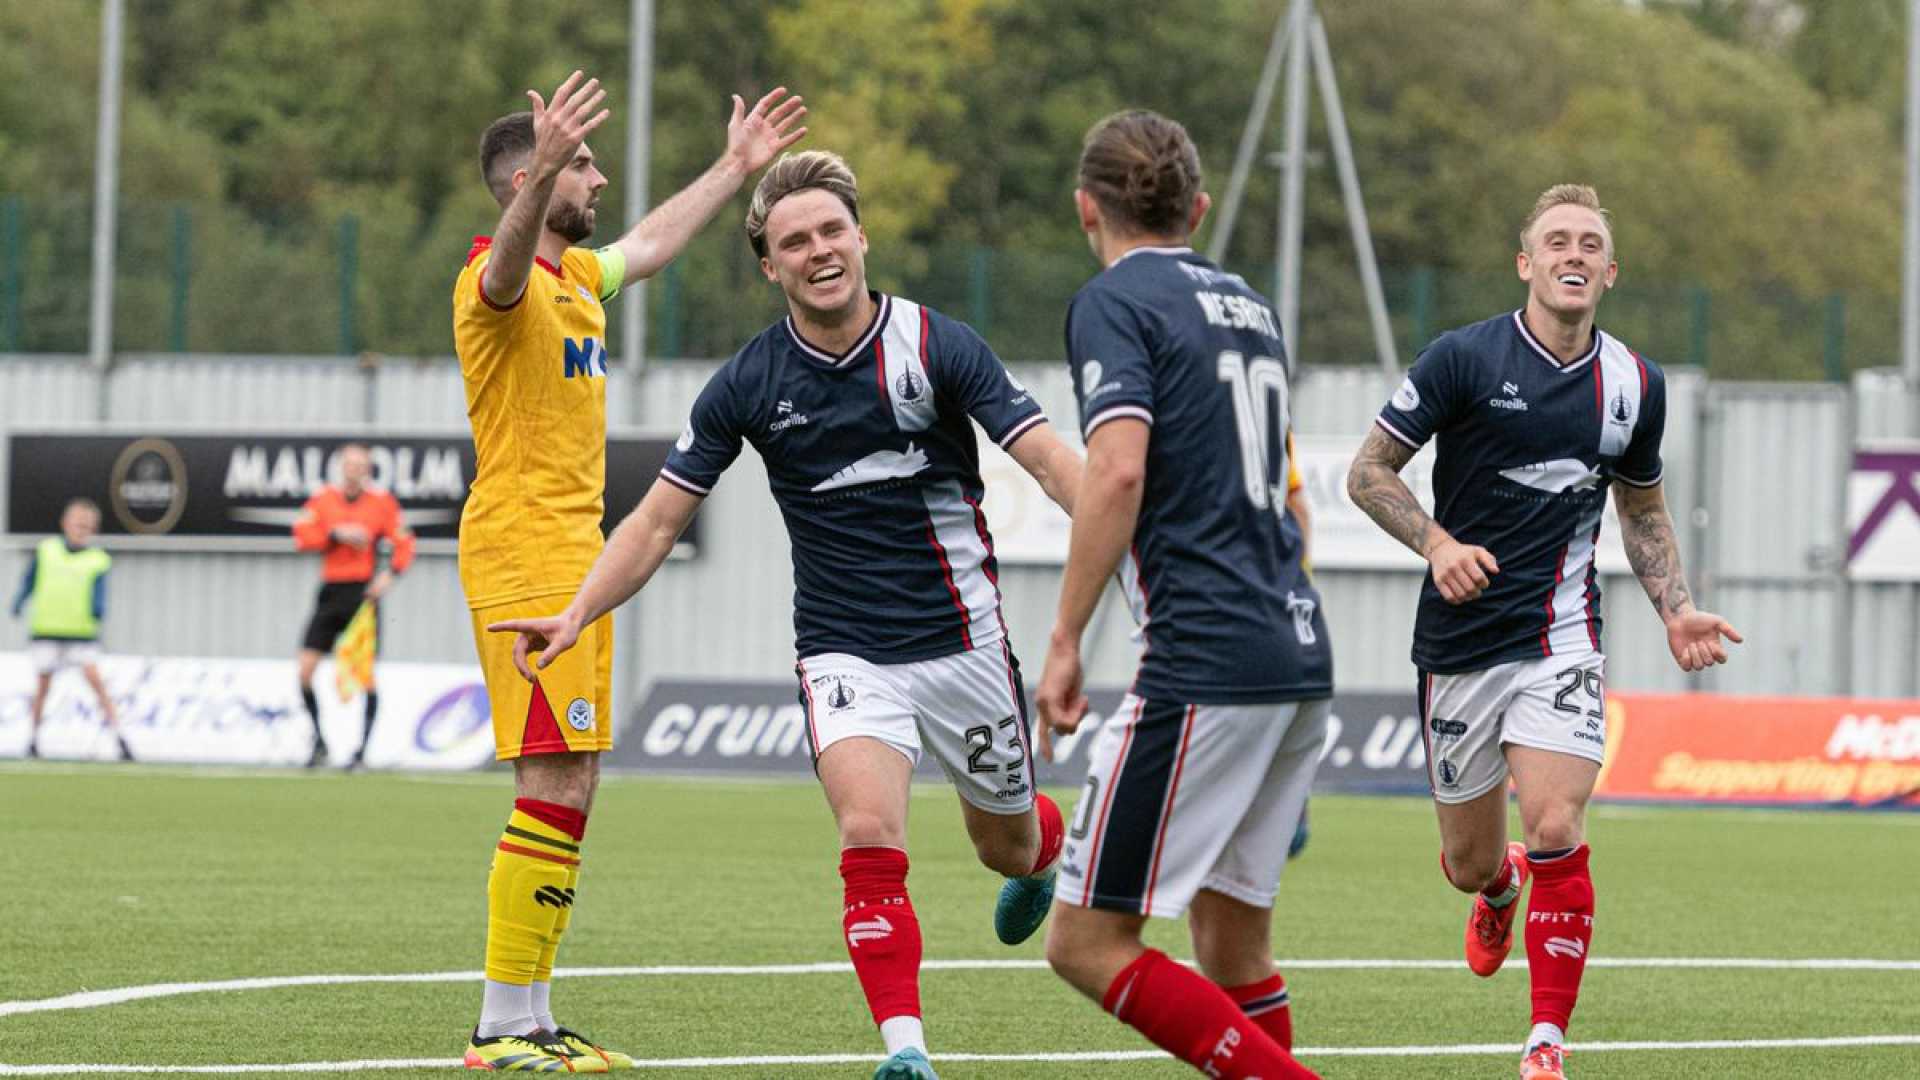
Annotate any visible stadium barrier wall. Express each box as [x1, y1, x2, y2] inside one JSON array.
[[1, 355, 1917, 699], [14, 655, 1913, 810]]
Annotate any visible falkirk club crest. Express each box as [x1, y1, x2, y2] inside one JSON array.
[[1610, 389, 1632, 424], [828, 679, 857, 710], [894, 370, 925, 402]]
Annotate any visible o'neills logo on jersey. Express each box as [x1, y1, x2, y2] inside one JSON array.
[[1489, 381, 1530, 411], [770, 399, 812, 433]]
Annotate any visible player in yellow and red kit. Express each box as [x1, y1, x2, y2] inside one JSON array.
[[451, 70, 804, 1072], [291, 443, 415, 769]]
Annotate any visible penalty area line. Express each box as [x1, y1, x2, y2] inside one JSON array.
[[3, 1035, 1920, 1073], [3, 957, 1917, 1019]]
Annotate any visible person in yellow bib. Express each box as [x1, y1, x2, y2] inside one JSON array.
[[10, 498, 126, 761], [451, 69, 805, 1073]]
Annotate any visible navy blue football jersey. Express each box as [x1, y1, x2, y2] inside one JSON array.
[[662, 293, 1046, 664], [1065, 246, 1332, 705], [1375, 310, 1666, 674]]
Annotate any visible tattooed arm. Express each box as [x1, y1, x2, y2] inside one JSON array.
[[1612, 481, 1743, 671], [1346, 425, 1499, 604]]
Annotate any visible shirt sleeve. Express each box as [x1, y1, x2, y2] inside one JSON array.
[[382, 495, 417, 573], [931, 316, 1046, 450], [11, 553, 34, 617], [93, 570, 107, 621], [292, 492, 331, 551], [660, 364, 749, 496], [1066, 284, 1157, 439], [1375, 335, 1470, 450], [1616, 360, 1667, 487]]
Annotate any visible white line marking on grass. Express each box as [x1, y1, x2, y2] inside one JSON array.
[[3, 1035, 1918, 1073], [3, 957, 1917, 1019]]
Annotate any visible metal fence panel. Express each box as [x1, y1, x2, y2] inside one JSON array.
[[1853, 368, 1914, 441], [0, 356, 99, 425], [1850, 582, 1920, 700], [1706, 383, 1850, 579], [107, 355, 367, 426], [0, 549, 472, 663]]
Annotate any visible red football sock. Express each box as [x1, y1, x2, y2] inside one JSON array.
[[1102, 950, 1318, 1079], [1524, 845, 1595, 1030], [1028, 792, 1065, 876], [840, 846, 922, 1026], [1224, 973, 1293, 1051]]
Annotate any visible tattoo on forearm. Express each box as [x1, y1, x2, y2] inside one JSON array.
[[1618, 492, 1695, 620], [1347, 427, 1439, 557]]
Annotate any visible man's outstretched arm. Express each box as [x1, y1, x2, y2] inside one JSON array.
[[610, 88, 807, 287], [484, 71, 610, 308]]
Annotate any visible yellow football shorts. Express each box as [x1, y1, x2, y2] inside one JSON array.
[[469, 597, 613, 760]]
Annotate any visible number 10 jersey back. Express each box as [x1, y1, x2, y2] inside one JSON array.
[[1065, 246, 1332, 705]]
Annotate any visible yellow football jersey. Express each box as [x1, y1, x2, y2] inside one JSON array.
[[452, 238, 624, 608]]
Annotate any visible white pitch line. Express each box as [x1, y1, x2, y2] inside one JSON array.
[[4, 956, 1918, 1019], [3, 1035, 1919, 1073]]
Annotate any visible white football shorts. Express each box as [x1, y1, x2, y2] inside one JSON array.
[[1418, 650, 1607, 805], [1057, 695, 1331, 918], [29, 639, 103, 676], [795, 641, 1035, 814]]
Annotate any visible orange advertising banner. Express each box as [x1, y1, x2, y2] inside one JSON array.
[[1597, 693, 1920, 808]]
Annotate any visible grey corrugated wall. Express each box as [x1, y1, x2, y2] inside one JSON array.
[[2, 353, 1915, 698]]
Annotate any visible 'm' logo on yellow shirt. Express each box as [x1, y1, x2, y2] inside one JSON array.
[[563, 336, 608, 379]]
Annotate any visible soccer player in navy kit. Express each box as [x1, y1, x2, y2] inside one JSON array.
[[490, 150, 1082, 1080], [1036, 110, 1327, 1080], [1347, 184, 1741, 1079]]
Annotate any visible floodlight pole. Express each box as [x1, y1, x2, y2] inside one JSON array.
[[1214, 0, 1397, 373], [1275, 0, 1310, 357], [1904, 0, 1920, 433], [1310, 12, 1397, 373], [622, 0, 654, 384], [1208, 2, 1297, 265], [87, 0, 125, 376]]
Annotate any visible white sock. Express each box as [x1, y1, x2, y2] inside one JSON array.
[[476, 979, 537, 1038], [879, 1015, 926, 1056], [1527, 1022, 1567, 1051], [530, 980, 557, 1033]]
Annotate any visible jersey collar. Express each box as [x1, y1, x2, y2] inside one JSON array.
[[1510, 309, 1600, 374], [1112, 244, 1195, 265], [465, 236, 563, 279], [784, 292, 891, 369]]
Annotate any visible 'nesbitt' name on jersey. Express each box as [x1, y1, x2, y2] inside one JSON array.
[[1193, 290, 1280, 340]]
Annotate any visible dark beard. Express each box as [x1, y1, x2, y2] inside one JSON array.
[[547, 201, 593, 243]]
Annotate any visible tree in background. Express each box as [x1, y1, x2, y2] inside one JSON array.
[[0, 0, 1905, 378]]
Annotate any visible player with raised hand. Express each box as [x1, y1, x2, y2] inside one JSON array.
[[1035, 110, 1328, 1080], [453, 71, 804, 1073], [1346, 184, 1742, 1079], [492, 149, 1083, 1080]]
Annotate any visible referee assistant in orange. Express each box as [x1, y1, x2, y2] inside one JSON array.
[[291, 443, 415, 768]]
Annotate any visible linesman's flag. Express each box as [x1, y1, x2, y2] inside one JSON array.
[[334, 601, 376, 702]]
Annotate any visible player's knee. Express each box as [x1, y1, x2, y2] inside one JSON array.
[[1526, 807, 1585, 853], [1441, 845, 1503, 893], [835, 809, 904, 849], [1044, 917, 1100, 985], [513, 753, 595, 808], [970, 830, 1037, 878]]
